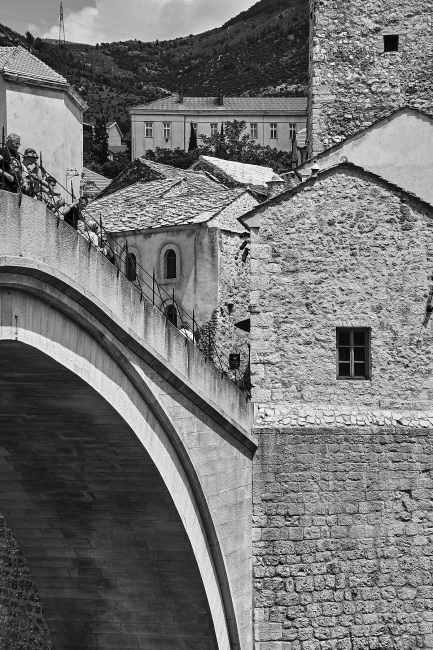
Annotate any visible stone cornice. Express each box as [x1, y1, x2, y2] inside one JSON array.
[[256, 403, 433, 428]]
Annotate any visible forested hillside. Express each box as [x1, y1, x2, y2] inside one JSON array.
[[0, 0, 309, 131]]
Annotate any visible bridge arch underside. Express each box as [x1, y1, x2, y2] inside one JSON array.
[[0, 341, 218, 649]]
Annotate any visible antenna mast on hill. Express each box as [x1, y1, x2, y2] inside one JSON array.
[[59, 2, 65, 47]]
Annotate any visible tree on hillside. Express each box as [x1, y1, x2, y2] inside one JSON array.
[[25, 31, 35, 47], [188, 122, 198, 152], [145, 147, 199, 170], [93, 117, 109, 164]]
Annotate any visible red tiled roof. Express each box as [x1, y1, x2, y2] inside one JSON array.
[[131, 95, 308, 113]]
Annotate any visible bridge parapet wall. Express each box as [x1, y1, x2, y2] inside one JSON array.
[[0, 190, 254, 446]]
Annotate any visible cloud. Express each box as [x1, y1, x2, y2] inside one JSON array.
[[28, 0, 252, 45]]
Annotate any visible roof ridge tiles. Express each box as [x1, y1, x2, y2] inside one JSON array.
[[238, 161, 433, 228]]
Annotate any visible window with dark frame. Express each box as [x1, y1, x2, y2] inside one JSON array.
[[336, 328, 370, 380], [383, 34, 399, 52], [165, 249, 177, 279]]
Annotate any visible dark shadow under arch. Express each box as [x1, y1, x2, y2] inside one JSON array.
[[0, 340, 218, 649]]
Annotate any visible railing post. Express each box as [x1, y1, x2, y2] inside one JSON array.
[[152, 271, 155, 306], [1, 127, 4, 191], [39, 151, 43, 201], [192, 309, 195, 344]]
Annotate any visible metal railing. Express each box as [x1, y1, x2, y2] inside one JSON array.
[[0, 136, 251, 397]]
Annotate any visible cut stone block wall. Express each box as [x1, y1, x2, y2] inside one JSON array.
[[253, 426, 433, 650], [308, 0, 433, 155]]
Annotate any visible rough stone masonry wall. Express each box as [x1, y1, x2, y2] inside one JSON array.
[[250, 166, 433, 410], [250, 167, 433, 648], [0, 513, 51, 649], [253, 426, 433, 650], [308, 0, 433, 155]]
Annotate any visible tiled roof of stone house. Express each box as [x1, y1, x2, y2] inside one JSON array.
[[81, 167, 111, 199], [88, 183, 248, 233], [238, 161, 433, 230], [98, 157, 223, 198], [191, 156, 283, 192], [132, 95, 308, 113], [0, 46, 67, 85]]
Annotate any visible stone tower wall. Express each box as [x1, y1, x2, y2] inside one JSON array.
[[307, 0, 433, 156]]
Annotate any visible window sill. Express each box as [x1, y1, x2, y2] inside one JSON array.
[[336, 376, 371, 381], [160, 277, 180, 285]]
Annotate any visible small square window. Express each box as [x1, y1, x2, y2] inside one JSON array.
[[336, 328, 370, 380], [383, 34, 399, 52]]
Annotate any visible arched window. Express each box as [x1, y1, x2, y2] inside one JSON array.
[[160, 243, 180, 284], [165, 304, 177, 327], [125, 252, 137, 282], [165, 249, 177, 279]]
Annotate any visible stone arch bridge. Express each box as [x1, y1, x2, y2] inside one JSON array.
[[0, 191, 256, 650]]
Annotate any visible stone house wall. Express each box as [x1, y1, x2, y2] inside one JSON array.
[[249, 165, 433, 649], [307, 0, 433, 155], [250, 165, 433, 409]]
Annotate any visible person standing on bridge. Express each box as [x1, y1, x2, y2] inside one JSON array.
[[62, 196, 89, 229], [0, 133, 22, 193]]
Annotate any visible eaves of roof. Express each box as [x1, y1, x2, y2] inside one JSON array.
[[131, 107, 307, 116], [297, 105, 433, 171], [2, 70, 88, 112], [238, 161, 433, 230], [0, 46, 87, 112]]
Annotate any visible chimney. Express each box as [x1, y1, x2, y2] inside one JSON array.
[[217, 88, 224, 106], [310, 160, 320, 177], [179, 85, 184, 104]]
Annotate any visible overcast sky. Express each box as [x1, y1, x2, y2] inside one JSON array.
[[1, 0, 255, 44]]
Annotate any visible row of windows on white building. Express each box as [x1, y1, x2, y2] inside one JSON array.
[[143, 122, 298, 139]]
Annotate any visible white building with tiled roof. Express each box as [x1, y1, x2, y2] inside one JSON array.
[[0, 46, 87, 197], [87, 174, 258, 371], [130, 93, 307, 158]]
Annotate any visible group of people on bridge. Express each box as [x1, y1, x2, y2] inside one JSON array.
[[0, 132, 117, 263]]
